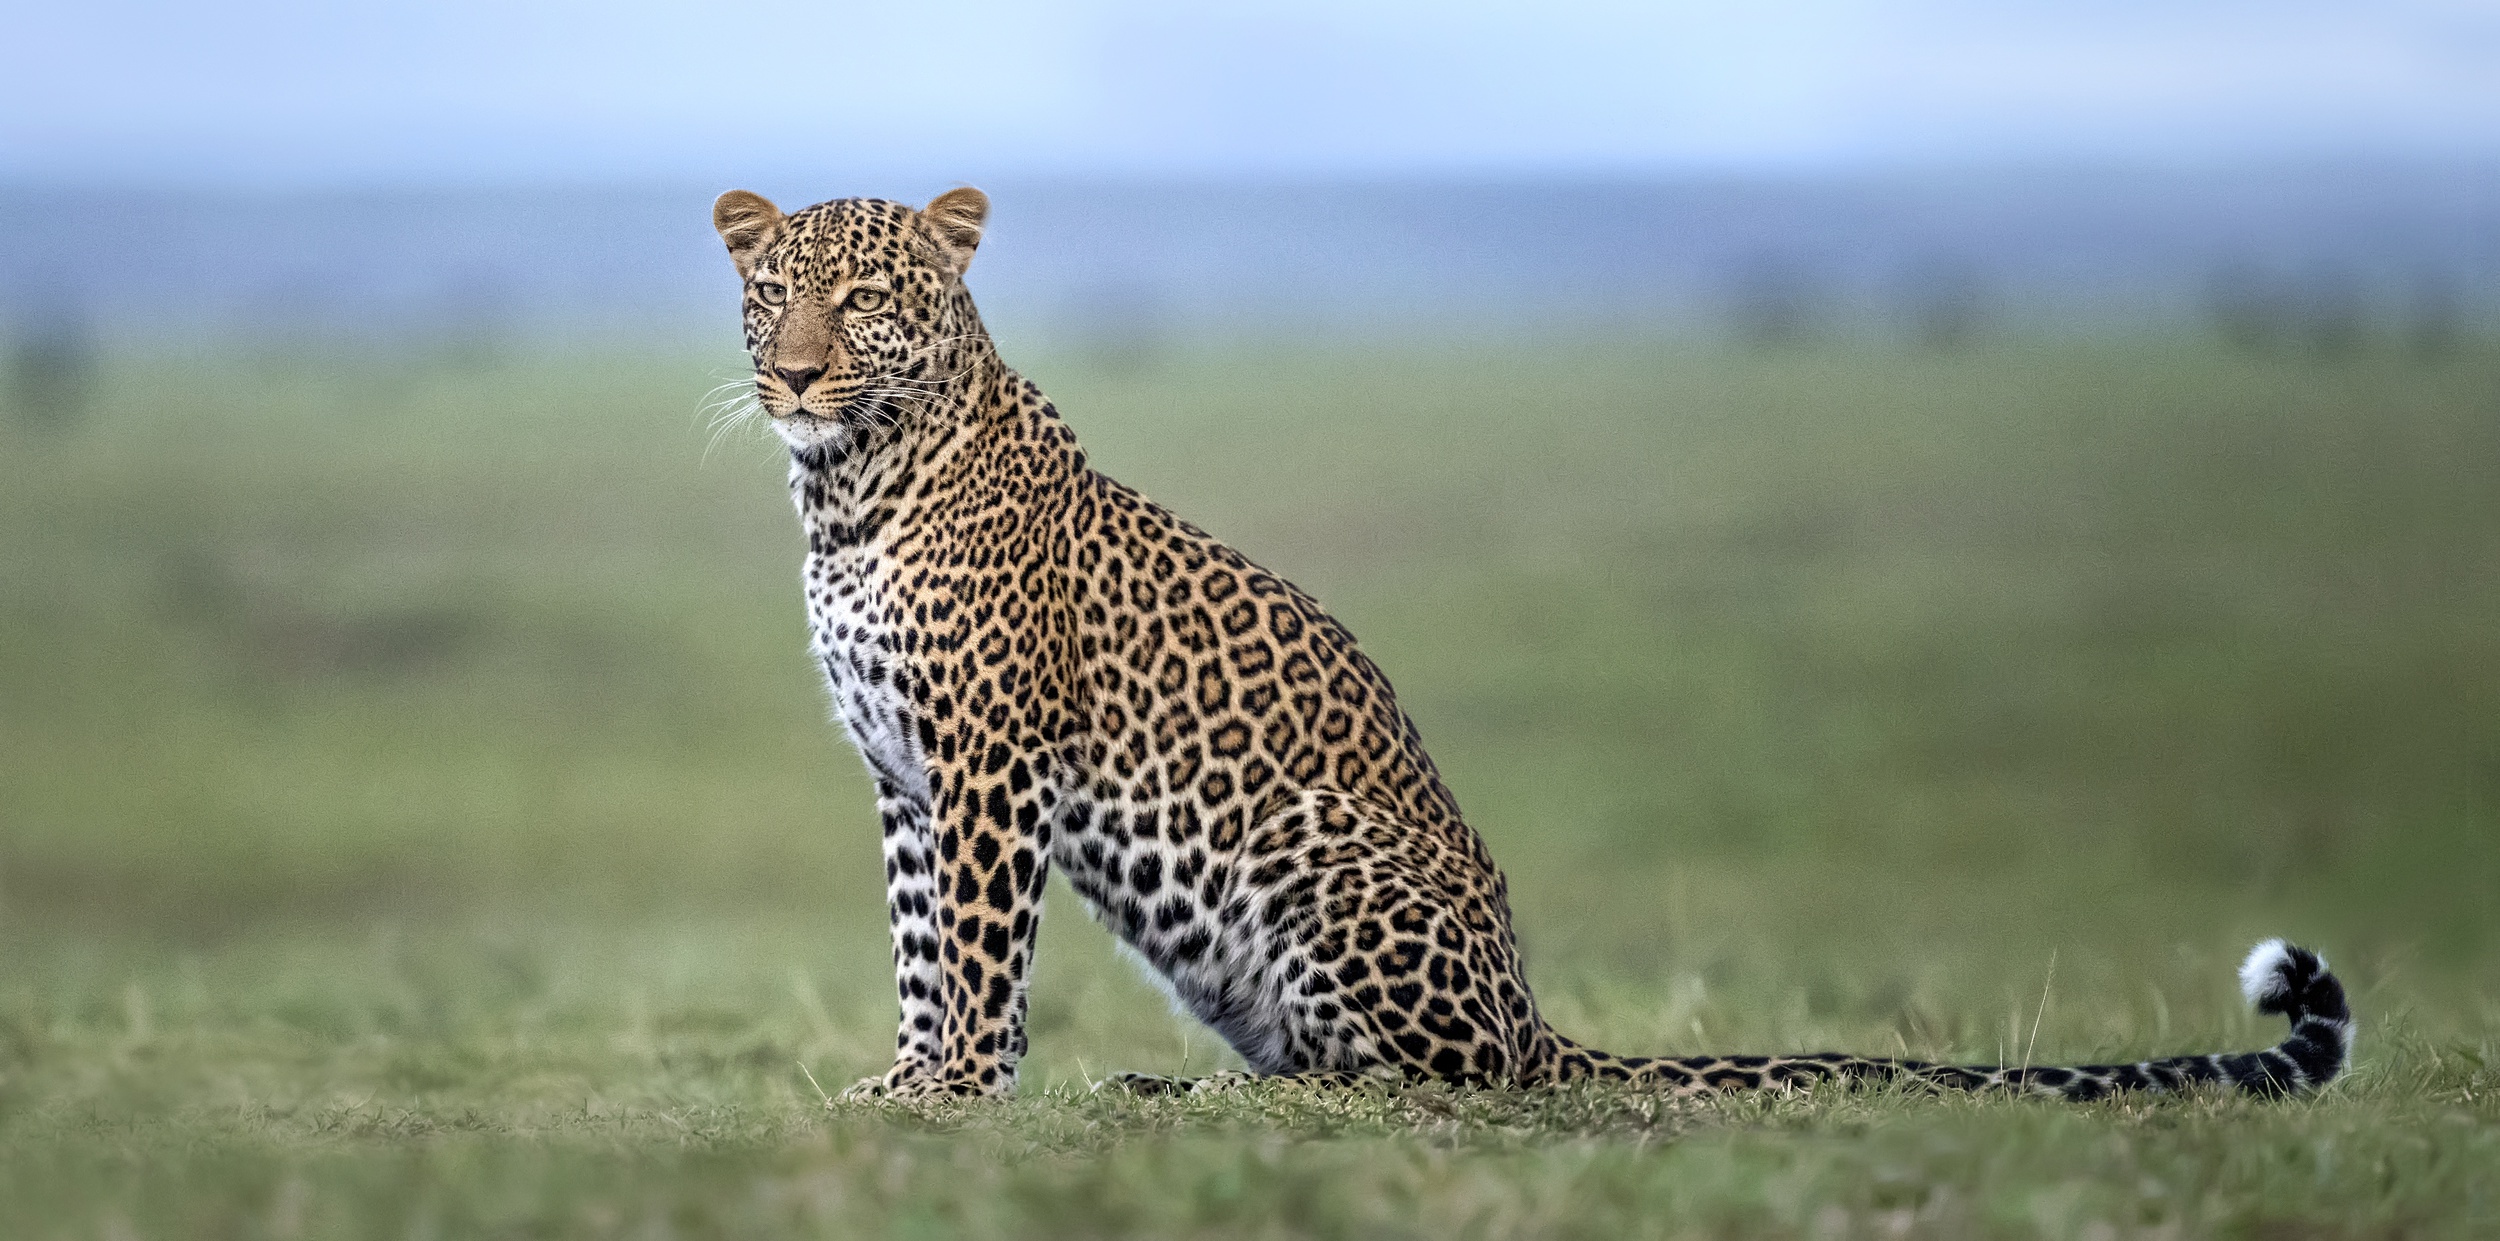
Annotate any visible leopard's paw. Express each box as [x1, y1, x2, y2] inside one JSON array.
[[834, 1060, 939, 1105], [1094, 1070, 1254, 1097]]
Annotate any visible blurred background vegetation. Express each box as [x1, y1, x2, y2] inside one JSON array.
[[6, 313, 2496, 1012]]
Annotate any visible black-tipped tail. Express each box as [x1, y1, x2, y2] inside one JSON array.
[[2224, 938, 2353, 1093], [1963, 938, 2354, 1100], [1558, 939, 2354, 1102]]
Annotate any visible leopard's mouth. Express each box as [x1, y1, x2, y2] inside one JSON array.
[[779, 384, 868, 424]]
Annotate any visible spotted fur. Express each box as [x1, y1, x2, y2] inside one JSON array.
[[709, 187, 2356, 1103]]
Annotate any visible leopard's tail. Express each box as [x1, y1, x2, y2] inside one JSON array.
[[1560, 940, 2352, 1101]]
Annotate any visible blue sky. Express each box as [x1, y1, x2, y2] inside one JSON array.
[[5, 0, 2496, 184]]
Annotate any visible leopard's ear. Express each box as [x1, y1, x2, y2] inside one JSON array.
[[919, 187, 989, 275], [712, 190, 785, 277]]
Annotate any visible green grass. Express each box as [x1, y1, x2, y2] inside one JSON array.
[[2, 336, 2496, 1237]]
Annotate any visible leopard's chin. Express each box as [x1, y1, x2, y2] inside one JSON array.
[[771, 411, 847, 458]]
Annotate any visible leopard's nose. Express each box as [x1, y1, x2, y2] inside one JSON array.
[[774, 364, 825, 397]]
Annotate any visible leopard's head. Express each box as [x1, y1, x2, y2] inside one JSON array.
[[711, 188, 990, 456]]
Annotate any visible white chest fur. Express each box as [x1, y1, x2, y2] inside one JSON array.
[[803, 542, 929, 808]]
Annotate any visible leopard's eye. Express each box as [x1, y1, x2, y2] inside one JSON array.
[[846, 287, 891, 314], [754, 281, 787, 307]]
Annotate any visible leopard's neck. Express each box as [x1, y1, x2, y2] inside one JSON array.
[[786, 353, 1070, 553]]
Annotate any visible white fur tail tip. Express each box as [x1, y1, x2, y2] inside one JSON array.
[[2238, 938, 2310, 1009]]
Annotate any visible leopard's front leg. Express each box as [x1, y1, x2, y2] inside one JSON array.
[[910, 751, 1053, 1097], [843, 782, 948, 1100]]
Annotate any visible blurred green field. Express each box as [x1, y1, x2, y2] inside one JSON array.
[[2, 337, 2496, 1238]]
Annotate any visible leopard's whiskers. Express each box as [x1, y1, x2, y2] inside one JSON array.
[[698, 374, 770, 464]]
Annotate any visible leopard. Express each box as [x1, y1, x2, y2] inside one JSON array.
[[707, 185, 2355, 1103]]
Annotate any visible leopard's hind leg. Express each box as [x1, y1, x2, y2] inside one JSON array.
[[1099, 790, 1558, 1088]]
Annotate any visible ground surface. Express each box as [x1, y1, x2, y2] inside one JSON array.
[[2, 338, 2495, 1238]]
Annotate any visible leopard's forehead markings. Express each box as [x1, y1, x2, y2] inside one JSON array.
[[768, 198, 922, 286]]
